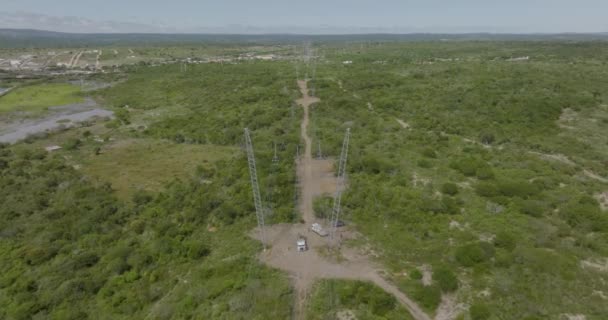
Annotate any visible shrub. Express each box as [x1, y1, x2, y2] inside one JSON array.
[[420, 196, 444, 214], [441, 183, 459, 196], [475, 166, 495, 180], [441, 197, 460, 215], [519, 200, 546, 217], [413, 284, 441, 310], [422, 148, 437, 158], [450, 157, 490, 177], [186, 242, 211, 259], [455, 243, 493, 267], [497, 179, 539, 198], [476, 182, 499, 197], [494, 231, 516, 251], [63, 138, 82, 151], [417, 159, 432, 168], [410, 269, 423, 280], [434, 267, 459, 292], [313, 196, 333, 219], [470, 303, 491, 320], [479, 132, 495, 145]]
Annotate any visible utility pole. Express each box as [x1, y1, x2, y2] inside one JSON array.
[[317, 140, 323, 159], [329, 128, 351, 241], [272, 142, 279, 164], [244, 128, 266, 250], [311, 60, 317, 97]]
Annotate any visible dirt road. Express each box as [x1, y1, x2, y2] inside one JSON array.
[[72, 51, 84, 68], [252, 80, 431, 320]]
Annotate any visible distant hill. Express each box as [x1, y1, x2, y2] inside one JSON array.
[[1, 28, 608, 48]]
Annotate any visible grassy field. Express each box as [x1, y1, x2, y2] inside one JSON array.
[[81, 139, 238, 199], [0, 83, 84, 113]]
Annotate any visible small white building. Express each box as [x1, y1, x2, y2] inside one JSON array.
[[342, 60, 353, 65]]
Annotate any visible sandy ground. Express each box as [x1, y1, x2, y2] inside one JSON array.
[[252, 80, 431, 320]]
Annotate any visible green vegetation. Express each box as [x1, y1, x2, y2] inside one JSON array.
[[306, 280, 413, 320], [81, 139, 237, 199], [0, 83, 84, 113], [0, 60, 299, 319], [312, 41, 608, 318], [2, 40, 608, 319]]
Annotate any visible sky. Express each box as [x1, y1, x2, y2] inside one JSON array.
[[1, 0, 607, 34]]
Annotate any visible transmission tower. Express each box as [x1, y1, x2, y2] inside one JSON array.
[[311, 60, 317, 97], [317, 140, 323, 159], [329, 128, 351, 241], [272, 142, 279, 164], [244, 128, 266, 250]]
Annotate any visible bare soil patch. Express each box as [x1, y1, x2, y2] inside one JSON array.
[[396, 118, 410, 129], [435, 294, 467, 320], [595, 191, 608, 211], [581, 258, 608, 273]]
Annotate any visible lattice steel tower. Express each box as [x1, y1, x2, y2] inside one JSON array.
[[244, 128, 266, 250], [329, 128, 351, 240]]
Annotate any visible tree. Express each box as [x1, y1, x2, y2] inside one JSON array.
[[441, 183, 459, 196], [434, 267, 459, 292], [470, 303, 491, 320]]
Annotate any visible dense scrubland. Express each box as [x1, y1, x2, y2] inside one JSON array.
[[312, 41, 608, 319], [1, 41, 608, 319], [1, 60, 299, 319]]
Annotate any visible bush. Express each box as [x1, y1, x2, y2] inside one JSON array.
[[470, 303, 491, 320], [494, 231, 516, 251], [441, 183, 459, 196], [410, 269, 423, 280], [186, 242, 211, 259], [475, 166, 495, 180], [479, 132, 495, 145], [497, 179, 539, 198], [413, 284, 441, 310], [62, 138, 82, 151], [450, 157, 490, 177], [417, 159, 433, 168], [313, 196, 333, 219], [455, 243, 493, 267], [519, 200, 546, 217], [441, 197, 460, 215], [476, 182, 499, 197], [422, 148, 437, 158], [434, 267, 459, 292]]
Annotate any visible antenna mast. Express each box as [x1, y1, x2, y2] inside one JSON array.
[[244, 128, 266, 250], [272, 142, 279, 164], [329, 128, 351, 241]]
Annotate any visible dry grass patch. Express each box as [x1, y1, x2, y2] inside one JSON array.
[[82, 138, 237, 199]]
